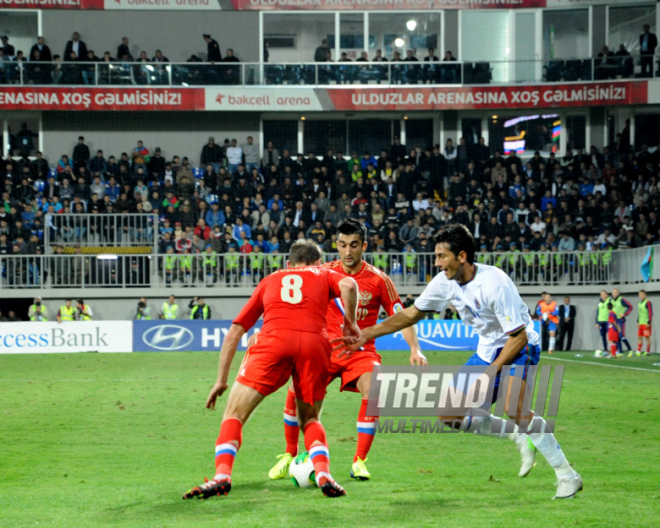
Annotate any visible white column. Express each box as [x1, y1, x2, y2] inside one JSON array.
[[298, 118, 304, 154], [334, 13, 340, 62], [400, 117, 406, 146]]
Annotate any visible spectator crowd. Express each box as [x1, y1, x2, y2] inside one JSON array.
[[2, 127, 660, 276], [0, 32, 242, 85]]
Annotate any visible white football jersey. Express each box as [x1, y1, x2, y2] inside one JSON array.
[[414, 263, 539, 362]]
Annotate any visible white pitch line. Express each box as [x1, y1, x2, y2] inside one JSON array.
[[544, 356, 660, 373]]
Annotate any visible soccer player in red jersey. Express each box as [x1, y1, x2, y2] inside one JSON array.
[[267, 219, 426, 481], [183, 240, 360, 499], [607, 301, 623, 358]]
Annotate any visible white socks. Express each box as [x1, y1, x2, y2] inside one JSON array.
[[549, 337, 556, 352], [525, 415, 578, 479], [462, 414, 519, 439], [463, 413, 578, 480]]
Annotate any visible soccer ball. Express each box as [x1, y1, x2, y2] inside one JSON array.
[[594, 350, 604, 358], [289, 451, 316, 488]]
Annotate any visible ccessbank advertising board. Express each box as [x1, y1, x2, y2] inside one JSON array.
[[0, 321, 132, 353]]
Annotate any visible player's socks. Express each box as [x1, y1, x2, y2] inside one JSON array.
[[610, 343, 618, 357], [548, 337, 556, 353], [283, 388, 300, 456], [525, 415, 578, 480], [622, 337, 632, 351], [647, 344, 651, 354], [638, 342, 643, 353], [303, 421, 331, 485], [214, 417, 242, 480], [354, 398, 376, 463], [462, 414, 536, 477]]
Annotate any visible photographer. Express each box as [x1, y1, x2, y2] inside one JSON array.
[[76, 299, 93, 321], [28, 296, 48, 321], [135, 297, 151, 320], [189, 297, 211, 320]]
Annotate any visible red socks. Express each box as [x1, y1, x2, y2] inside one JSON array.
[[610, 343, 618, 357], [303, 421, 330, 484], [355, 398, 376, 462], [283, 388, 300, 456], [214, 417, 242, 480]]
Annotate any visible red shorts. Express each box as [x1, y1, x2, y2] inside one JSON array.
[[638, 324, 652, 338], [327, 347, 381, 393], [607, 328, 620, 342], [236, 329, 330, 405]]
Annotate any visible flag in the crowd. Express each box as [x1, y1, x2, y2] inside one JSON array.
[[640, 246, 654, 282]]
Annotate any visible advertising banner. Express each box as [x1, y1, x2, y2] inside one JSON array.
[[133, 319, 541, 352], [0, 82, 648, 112], [324, 82, 649, 111], [230, 0, 546, 11], [104, 0, 221, 9], [0, 87, 205, 111], [133, 320, 262, 352], [0, 0, 103, 9], [0, 321, 133, 354], [205, 87, 323, 111]]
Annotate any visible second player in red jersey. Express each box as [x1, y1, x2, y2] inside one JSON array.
[[267, 219, 426, 482]]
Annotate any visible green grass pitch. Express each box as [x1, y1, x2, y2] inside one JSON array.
[[1, 351, 659, 528]]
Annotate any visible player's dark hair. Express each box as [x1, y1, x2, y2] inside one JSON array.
[[607, 302, 613, 310], [640, 289, 646, 293], [336, 218, 367, 243], [433, 224, 475, 264], [289, 239, 323, 266]]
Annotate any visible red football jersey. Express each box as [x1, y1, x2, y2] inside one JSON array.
[[323, 260, 403, 352], [233, 266, 344, 337]]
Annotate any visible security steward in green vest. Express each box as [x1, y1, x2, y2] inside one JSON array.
[[28, 296, 48, 321], [189, 297, 211, 320], [56, 299, 75, 323], [595, 290, 611, 351], [224, 245, 240, 284], [160, 294, 179, 320], [267, 251, 283, 273], [372, 246, 389, 272]]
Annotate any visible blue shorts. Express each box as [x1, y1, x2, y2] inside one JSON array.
[[545, 321, 558, 332], [464, 344, 541, 405]]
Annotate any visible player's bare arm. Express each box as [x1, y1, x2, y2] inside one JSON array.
[[401, 326, 427, 365], [334, 305, 428, 353], [207, 323, 246, 410], [338, 276, 361, 340], [490, 328, 528, 372]]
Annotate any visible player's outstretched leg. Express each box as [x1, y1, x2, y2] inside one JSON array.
[[183, 417, 242, 499], [269, 386, 299, 479], [525, 415, 583, 499]]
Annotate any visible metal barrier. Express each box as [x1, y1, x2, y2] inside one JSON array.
[[45, 213, 158, 250], [0, 247, 653, 291], [3, 56, 656, 87]]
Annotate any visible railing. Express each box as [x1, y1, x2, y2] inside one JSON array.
[[2, 56, 658, 88], [44, 213, 158, 251], [0, 247, 655, 290]]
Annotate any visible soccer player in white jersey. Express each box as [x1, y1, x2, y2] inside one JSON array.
[[335, 224, 583, 499]]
